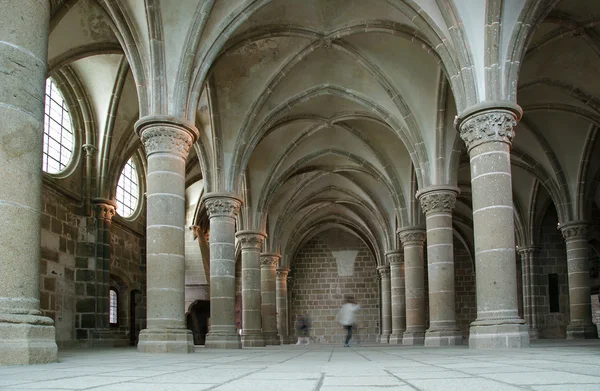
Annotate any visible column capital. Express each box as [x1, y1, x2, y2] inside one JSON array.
[[136, 115, 199, 159], [82, 144, 97, 157], [260, 252, 280, 266], [457, 108, 520, 152], [377, 265, 390, 279], [516, 246, 538, 257], [559, 221, 590, 241], [236, 230, 266, 250], [416, 185, 460, 215], [202, 193, 242, 218], [276, 267, 290, 279], [397, 226, 426, 247], [385, 250, 403, 265], [92, 198, 116, 221]]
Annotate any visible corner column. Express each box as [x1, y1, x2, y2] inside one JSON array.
[[458, 107, 528, 348], [136, 117, 197, 353], [559, 222, 597, 339], [387, 251, 405, 344], [261, 253, 281, 345], [0, 0, 57, 365], [203, 193, 242, 349], [378, 266, 392, 343], [517, 246, 539, 339], [276, 268, 290, 344], [399, 227, 426, 345], [418, 186, 462, 346]]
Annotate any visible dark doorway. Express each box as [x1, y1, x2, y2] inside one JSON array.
[[130, 290, 142, 346], [187, 300, 210, 345]]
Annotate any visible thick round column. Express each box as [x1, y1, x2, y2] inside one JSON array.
[[458, 107, 528, 348], [276, 268, 290, 344], [418, 186, 462, 346], [387, 251, 405, 344], [0, 0, 57, 365], [236, 231, 266, 347], [261, 253, 281, 345], [399, 228, 426, 345], [136, 117, 197, 353], [518, 246, 539, 339], [560, 222, 597, 339], [378, 266, 392, 343], [203, 193, 242, 349]]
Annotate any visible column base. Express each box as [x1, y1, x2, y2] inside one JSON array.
[[205, 331, 242, 349], [469, 323, 529, 348], [137, 328, 194, 353], [379, 333, 390, 344], [566, 324, 598, 339], [389, 333, 404, 344], [263, 332, 281, 345], [280, 335, 291, 344], [402, 330, 425, 345], [425, 329, 463, 346], [529, 328, 540, 340], [241, 332, 265, 347], [0, 314, 58, 365]]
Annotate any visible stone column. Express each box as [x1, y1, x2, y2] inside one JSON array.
[[387, 251, 406, 344], [378, 265, 392, 343], [276, 268, 290, 344], [203, 193, 243, 348], [559, 222, 597, 339], [261, 253, 281, 345], [458, 107, 528, 348], [92, 199, 116, 331], [418, 186, 462, 346], [399, 227, 426, 345], [236, 231, 266, 347], [517, 246, 539, 339], [0, 0, 57, 365], [136, 117, 197, 353]]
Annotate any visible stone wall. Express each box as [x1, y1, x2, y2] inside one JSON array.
[[453, 237, 476, 339], [290, 229, 379, 344]]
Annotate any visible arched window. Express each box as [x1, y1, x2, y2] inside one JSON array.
[[116, 158, 139, 218], [43, 78, 74, 173], [109, 288, 118, 325]]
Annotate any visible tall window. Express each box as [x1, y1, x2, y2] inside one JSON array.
[[116, 158, 139, 218], [109, 288, 118, 325], [43, 78, 74, 173]]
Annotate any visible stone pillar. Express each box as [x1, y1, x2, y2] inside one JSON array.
[[559, 222, 597, 339], [399, 227, 426, 345], [235, 231, 266, 347], [261, 253, 281, 345], [92, 199, 116, 331], [378, 265, 392, 343], [203, 193, 243, 349], [0, 0, 58, 365], [518, 246, 539, 339], [418, 186, 462, 346], [136, 117, 197, 353], [387, 251, 406, 344], [458, 107, 529, 348], [276, 268, 290, 344]]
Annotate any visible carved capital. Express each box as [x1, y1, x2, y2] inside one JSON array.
[[417, 186, 459, 215], [236, 230, 265, 250], [560, 221, 590, 241], [202, 193, 242, 219], [377, 265, 390, 279], [260, 252, 280, 267], [136, 116, 199, 159], [82, 144, 97, 157], [397, 227, 426, 246], [385, 250, 403, 266], [517, 246, 537, 258], [276, 267, 290, 279], [459, 109, 517, 151], [93, 198, 116, 221], [190, 225, 202, 240]]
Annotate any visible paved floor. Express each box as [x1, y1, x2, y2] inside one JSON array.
[[1, 341, 599, 391]]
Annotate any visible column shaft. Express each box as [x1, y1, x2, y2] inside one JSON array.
[[560, 222, 597, 339], [399, 228, 426, 345], [276, 268, 290, 344], [387, 251, 405, 344], [204, 194, 242, 349], [458, 108, 528, 348], [378, 266, 391, 343], [518, 247, 539, 339], [261, 253, 281, 345], [136, 118, 196, 353], [0, 0, 57, 365]]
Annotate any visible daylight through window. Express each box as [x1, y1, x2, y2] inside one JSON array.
[[109, 289, 118, 325], [43, 78, 74, 173], [116, 158, 139, 218]]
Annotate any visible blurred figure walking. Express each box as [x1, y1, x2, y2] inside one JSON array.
[[295, 314, 311, 345], [336, 296, 360, 347]]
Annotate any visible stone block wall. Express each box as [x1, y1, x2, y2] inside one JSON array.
[[290, 229, 379, 344], [453, 238, 476, 339]]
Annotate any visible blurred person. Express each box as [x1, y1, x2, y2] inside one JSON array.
[[295, 314, 311, 345], [336, 296, 360, 347]]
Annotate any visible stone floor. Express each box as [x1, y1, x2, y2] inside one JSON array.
[[1, 341, 600, 391]]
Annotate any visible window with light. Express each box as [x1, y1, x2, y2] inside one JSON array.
[[43, 78, 74, 173], [116, 158, 139, 218], [109, 288, 118, 325]]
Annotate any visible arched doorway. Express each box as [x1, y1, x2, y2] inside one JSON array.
[[186, 300, 210, 345]]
